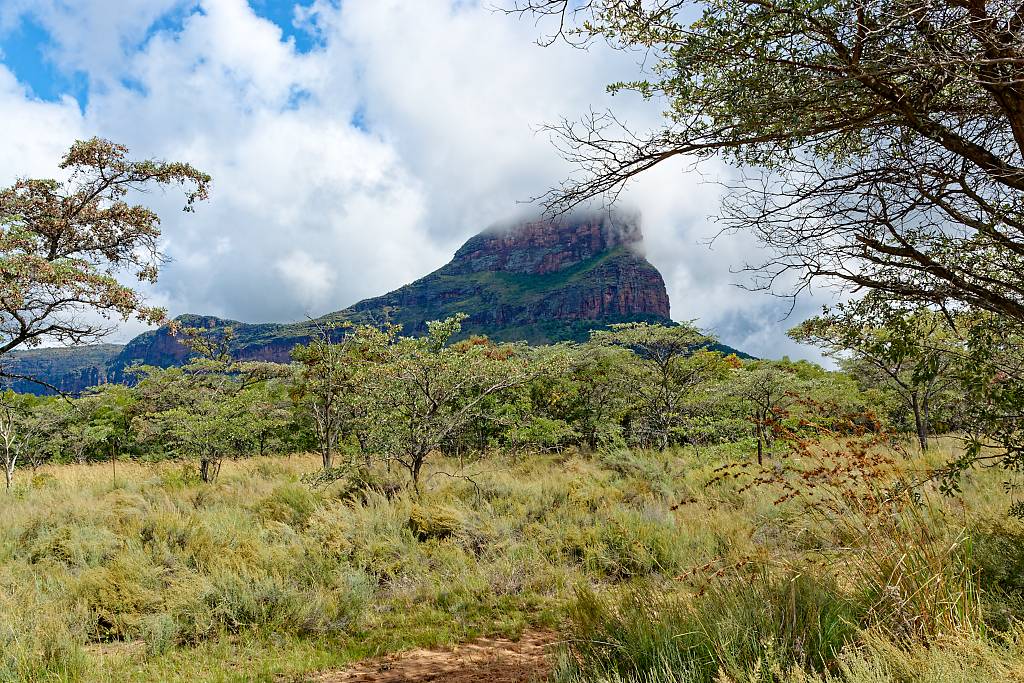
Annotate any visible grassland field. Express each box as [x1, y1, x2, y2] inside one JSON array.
[[1, 439, 1022, 682]]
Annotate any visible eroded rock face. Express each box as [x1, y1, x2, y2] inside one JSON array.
[[350, 214, 670, 334], [450, 215, 644, 276], [6, 213, 676, 394]]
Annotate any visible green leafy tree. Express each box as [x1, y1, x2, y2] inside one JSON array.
[[291, 322, 373, 470], [0, 138, 210, 389], [591, 322, 718, 449], [248, 378, 294, 457], [80, 384, 140, 485], [524, 342, 631, 451], [361, 315, 537, 491], [790, 303, 964, 451], [135, 328, 288, 482], [0, 390, 41, 489], [136, 359, 285, 482], [730, 361, 807, 464]]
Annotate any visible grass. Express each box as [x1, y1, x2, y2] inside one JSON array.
[[0, 438, 1021, 681]]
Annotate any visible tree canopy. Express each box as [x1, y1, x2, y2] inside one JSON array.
[[511, 0, 1024, 317], [0, 138, 210, 389]]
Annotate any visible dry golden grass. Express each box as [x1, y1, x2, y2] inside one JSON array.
[[0, 438, 1019, 682]]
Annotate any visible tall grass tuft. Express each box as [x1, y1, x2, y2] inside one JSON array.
[[554, 570, 857, 683], [845, 494, 982, 643]]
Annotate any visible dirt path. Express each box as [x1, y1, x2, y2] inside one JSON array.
[[308, 630, 559, 683]]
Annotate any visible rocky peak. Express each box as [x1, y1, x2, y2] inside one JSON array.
[[449, 213, 643, 276]]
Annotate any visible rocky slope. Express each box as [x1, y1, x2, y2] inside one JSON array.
[[4, 213, 703, 395]]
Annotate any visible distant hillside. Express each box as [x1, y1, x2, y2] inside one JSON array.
[[1, 344, 122, 395], [4, 213, 747, 395]]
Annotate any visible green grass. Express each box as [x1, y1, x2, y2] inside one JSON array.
[[0, 440, 1021, 681]]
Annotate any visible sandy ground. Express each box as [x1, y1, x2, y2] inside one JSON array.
[[308, 630, 558, 683]]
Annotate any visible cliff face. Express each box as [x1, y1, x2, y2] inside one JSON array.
[[0, 344, 122, 395], [350, 214, 670, 339], [6, 213, 678, 394], [449, 216, 644, 275]]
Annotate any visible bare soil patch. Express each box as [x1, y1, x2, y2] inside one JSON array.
[[309, 630, 558, 683]]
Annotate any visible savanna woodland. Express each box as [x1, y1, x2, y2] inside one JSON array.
[[1, 0, 1024, 681]]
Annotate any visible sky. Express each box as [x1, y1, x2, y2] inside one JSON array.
[[0, 0, 832, 360]]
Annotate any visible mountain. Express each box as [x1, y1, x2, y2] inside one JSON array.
[[1, 344, 123, 396], [2, 213, 727, 395]]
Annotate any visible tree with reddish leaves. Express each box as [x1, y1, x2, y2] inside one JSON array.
[[0, 138, 210, 389]]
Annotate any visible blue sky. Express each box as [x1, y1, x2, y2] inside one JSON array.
[[0, 1, 318, 107], [0, 0, 830, 361]]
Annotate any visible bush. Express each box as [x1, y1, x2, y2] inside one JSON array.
[[255, 483, 320, 528], [556, 507, 684, 579], [73, 550, 163, 640], [972, 522, 1024, 631], [17, 516, 121, 569], [408, 504, 465, 541]]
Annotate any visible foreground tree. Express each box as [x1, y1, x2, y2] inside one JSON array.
[[361, 315, 538, 492], [135, 328, 287, 482], [0, 138, 210, 388], [512, 0, 1024, 319], [291, 323, 370, 470]]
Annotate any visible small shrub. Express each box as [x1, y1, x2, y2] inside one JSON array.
[[255, 483, 320, 528], [191, 569, 367, 639], [29, 472, 57, 490], [408, 504, 464, 541], [73, 550, 163, 641], [972, 522, 1024, 631], [18, 517, 121, 569], [557, 507, 683, 579]]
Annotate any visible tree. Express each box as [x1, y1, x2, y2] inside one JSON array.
[[790, 301, 963, 451], [732, 362, 800, 464], [291, 322, 371, 470], [591, 322, 717, 449], [136, 358, 286, 482], [511, 0, 1024, 320], [135, 327, 288, 483], [0, 391, 32, 490], [82, 384, 140, 485], [247, 378, 293, 458], [525, 342, 632, 451], [361, 315, 537, 492], [0, 138, 210, 388], [0, 391, 62, 490]]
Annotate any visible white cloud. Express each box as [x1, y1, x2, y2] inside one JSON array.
[[275, 249, 335, 309], [0, 0, 830, 361], [0, 66, 83, 179]]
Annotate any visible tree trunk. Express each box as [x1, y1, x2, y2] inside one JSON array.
[[911, 393, 928, 452], [410, 451, 425, 495], [200, 457, 221, 483]]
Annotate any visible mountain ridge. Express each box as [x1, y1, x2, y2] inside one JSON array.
[[2, 213, 742, 395]]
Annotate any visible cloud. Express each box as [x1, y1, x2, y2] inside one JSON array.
[[275, 249, 335, 309], [0, 65, 83, 179], [0, 0, 829, 361]]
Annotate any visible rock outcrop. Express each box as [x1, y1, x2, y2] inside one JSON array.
[[5, 213, 683, 395]]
